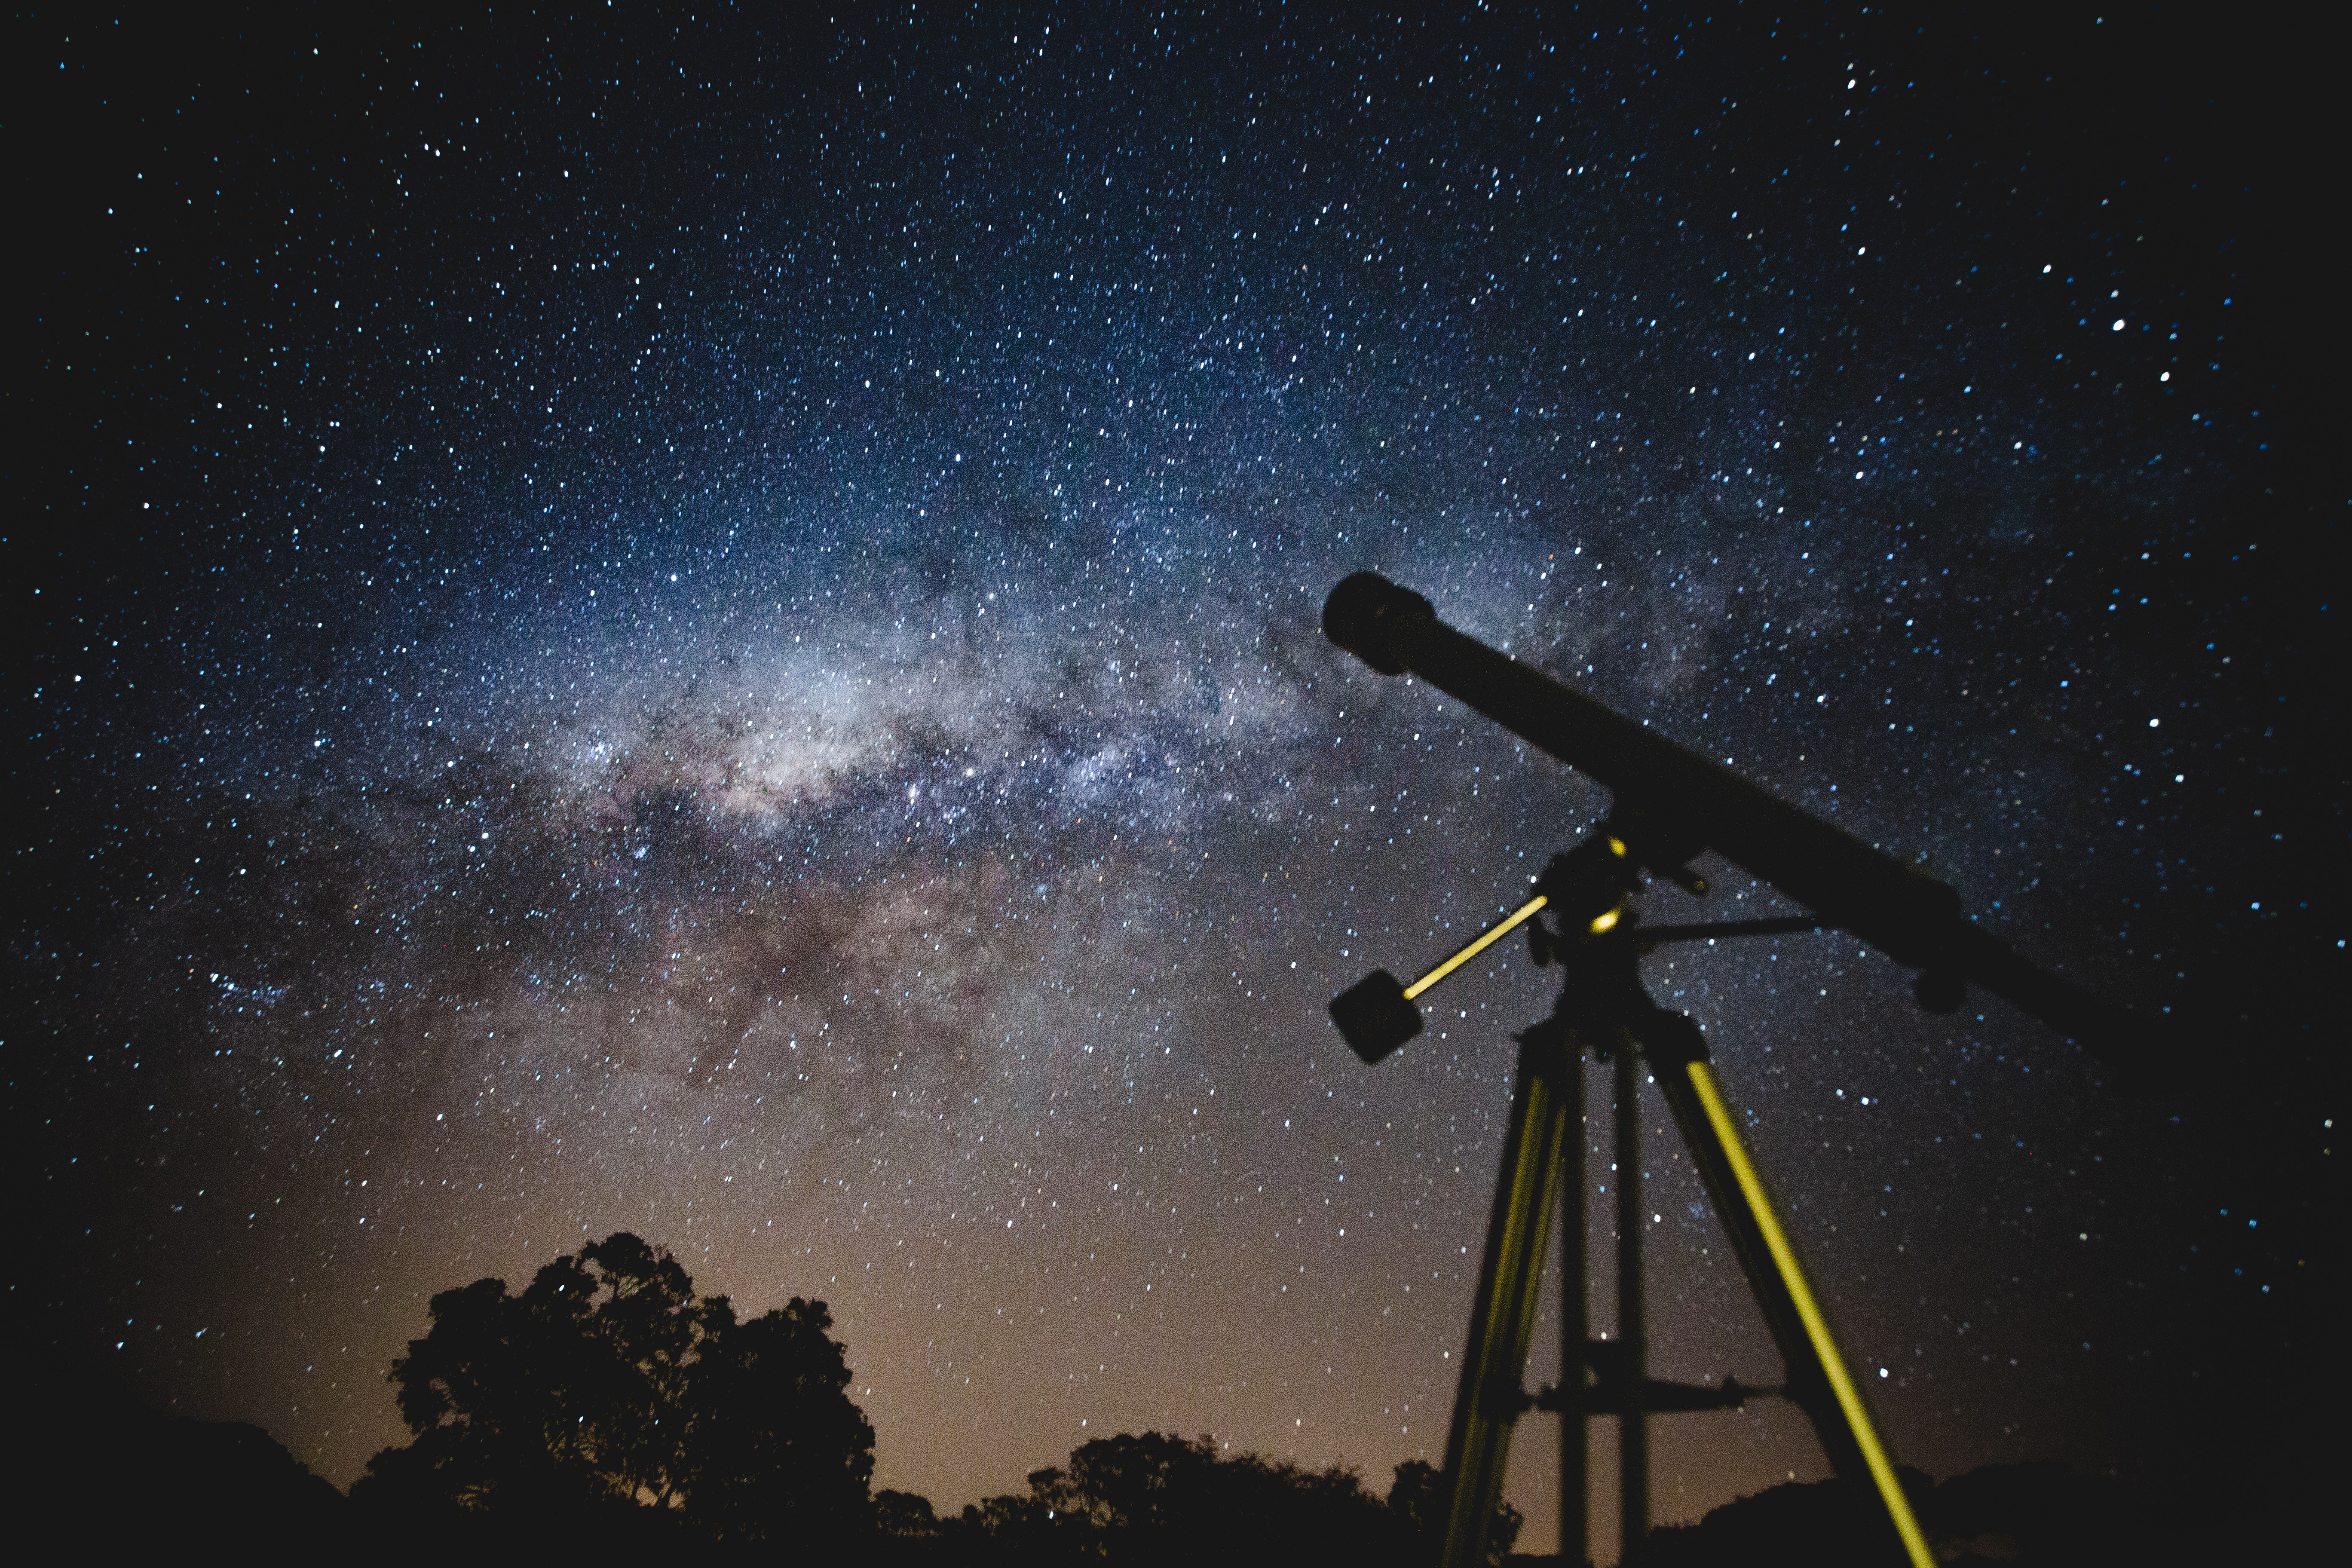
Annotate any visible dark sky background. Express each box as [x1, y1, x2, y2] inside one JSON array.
[[15, 4, 2335, 1556]]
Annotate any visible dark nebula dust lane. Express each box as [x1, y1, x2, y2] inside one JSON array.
[[15, 6, 2331, 1554]]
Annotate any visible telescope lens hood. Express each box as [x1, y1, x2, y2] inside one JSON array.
[[1323, 572, 1435, 675]]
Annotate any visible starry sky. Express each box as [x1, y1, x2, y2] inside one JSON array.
[[16, 5, 2334, 1555]]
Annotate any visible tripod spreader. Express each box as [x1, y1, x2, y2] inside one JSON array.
[[1530, 1370, 1774, 1418]]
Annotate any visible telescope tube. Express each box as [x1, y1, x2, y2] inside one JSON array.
[[1322, 572, 2133, 1059]]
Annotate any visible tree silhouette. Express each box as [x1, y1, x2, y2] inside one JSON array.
[[353, 1232, 870, 1544], [1387, 1458, 1524, 1566], [875, 1487, 944, 1538], [680, 1295, 876, 1544], [572, 1231, 717, 1505], [950, 1432, 1522, 1567]]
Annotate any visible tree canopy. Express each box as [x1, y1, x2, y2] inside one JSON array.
[[937, 1431, 1521, 1567], [352, 1231, 872, 1545]]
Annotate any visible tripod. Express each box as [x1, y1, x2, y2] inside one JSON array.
[[1316, 572, 2144, 1566], [1333, 829, 1935, 1568]]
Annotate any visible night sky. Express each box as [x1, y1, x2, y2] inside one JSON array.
[[16, 6, 2333, 1555]]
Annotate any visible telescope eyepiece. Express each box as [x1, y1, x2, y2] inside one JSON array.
[[1323, 572, 1435, 676]]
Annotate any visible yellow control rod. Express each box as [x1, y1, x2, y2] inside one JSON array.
[[1403, 894, 1550, 1000], [1681, 1060, 1936, 1568]]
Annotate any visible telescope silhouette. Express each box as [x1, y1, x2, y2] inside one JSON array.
[[1322, 570, 2138, 1064], [1317, 572, 2153, 1568]]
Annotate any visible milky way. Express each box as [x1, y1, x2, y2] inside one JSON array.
[[19, 8, 2328, 1555]]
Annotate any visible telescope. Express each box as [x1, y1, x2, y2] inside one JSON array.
[[1316, 573, 2151, 1568], [1323, 571, 2136, 1059]]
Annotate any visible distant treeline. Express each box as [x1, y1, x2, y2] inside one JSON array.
[[32, 1399, 2165, 1566], [30, 1235, 2174, 1563]]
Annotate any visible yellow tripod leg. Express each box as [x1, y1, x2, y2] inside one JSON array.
[[1437, 1032, 1571, 1568], [1673, 1059, 1936, 1568]]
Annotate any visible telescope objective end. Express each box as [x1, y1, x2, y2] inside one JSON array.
[[1323, 572, 1434, 676]]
